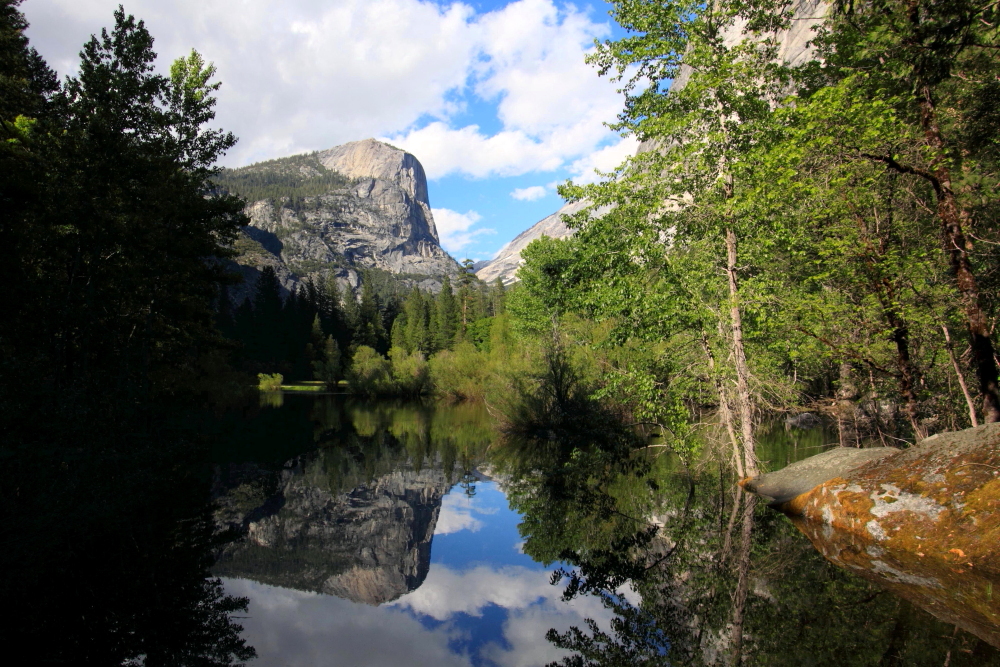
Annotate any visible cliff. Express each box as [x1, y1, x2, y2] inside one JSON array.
[[213, 456, 453, 606], [219, 139, 461, 303]]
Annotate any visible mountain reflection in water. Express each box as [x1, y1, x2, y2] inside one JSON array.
[[214, 396, 1000, 666]]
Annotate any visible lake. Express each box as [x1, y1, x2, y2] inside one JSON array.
[[209, 393, 1000, 666]]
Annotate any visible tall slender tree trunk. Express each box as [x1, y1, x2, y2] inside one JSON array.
[[917, 87, 1000, 423], [941, 324, 979, 427], [725, 228, 759, 477], [702, 330, 744, 479], [730, 490, 757, 666]]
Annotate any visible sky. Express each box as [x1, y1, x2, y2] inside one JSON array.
[[21, 0, 638, 263]]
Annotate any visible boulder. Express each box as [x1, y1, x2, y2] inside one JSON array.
[[742, 446, 898, 504], [746, 423, 1000, 647]]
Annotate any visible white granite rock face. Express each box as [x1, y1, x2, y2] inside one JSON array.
[[479, 0, 830, 285], [214, 458, 452, 606], [476, 200, 592, 285], [231, 139, 459, 301]]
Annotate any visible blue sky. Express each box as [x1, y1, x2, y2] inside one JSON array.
[[22, 0, 637, 263]]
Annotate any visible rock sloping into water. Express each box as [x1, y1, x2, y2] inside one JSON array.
[[746, 423, 1000, 647], [743, 446, 899, 504]]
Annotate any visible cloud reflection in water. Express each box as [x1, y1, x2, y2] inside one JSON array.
[[223, 481, 619, 666]]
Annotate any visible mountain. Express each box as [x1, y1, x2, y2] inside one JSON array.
[[475, 0, 828, 285], [213, 456, 452, 606], [475, 200, 590, 285], [218, 138, 461, 303]]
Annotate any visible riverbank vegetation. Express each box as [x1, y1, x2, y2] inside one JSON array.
[[1, 3, 255, 662], [504, 0, 1000, 475]]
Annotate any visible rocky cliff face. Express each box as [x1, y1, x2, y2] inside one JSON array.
[[223, 139, 460, 303], [476, 0, 829, 285], [213, 457, 453, 606]]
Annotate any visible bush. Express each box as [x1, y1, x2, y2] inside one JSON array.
[[429, 341, 491, 402], [346, 346, 391, 396], [389, 347, 430, 397], [257, 372, 283, 392]]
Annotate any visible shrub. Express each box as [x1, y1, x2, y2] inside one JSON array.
[[389, 347, 430, 397], [429, 341, 490, 402], [346, 346, 391, 397], [257, 372, 283, 392]]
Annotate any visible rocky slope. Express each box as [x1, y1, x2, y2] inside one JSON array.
[[476, 0, 829, 285], [220, 139, 461, 303], [213, 456, 452, 606]]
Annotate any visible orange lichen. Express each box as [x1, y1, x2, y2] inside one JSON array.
[[771, 424, 1000, 648]]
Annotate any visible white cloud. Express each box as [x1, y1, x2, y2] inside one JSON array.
[[392, 563, 637, 667], [431, 208, 494, 253], [23, 0, 478, 166], [435, 492, 484, 536], [511, 185, 548, 201], [23, 0, 627, 175], [223, 578, 472, 667], [568, 136, 640, 184]]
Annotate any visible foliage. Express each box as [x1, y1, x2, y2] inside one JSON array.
[[257, 372, 283, 392], [345, 345, 392, 397], [212, 151, 353, 203]]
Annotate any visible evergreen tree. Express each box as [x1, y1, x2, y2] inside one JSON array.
[[312, 335, 341, 387], [489, 278, 506, 316], [403, 287, 431, 354], [252, 267, 283, 365], [436, 276, 459, 351]]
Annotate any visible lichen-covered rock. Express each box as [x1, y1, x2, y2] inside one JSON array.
[[743, 446, 898, 504], [770, 423, 1000, 647]]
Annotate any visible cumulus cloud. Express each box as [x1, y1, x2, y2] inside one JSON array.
[[435, 492, 484, 536], [23, 0, 628, 176], [223, 578, 471, 667], [431, 208, 494, 253], [511, 185, 547, 201], [568, 136, 640, 184], [391, 563, 631, 666], [23, 0, 482, 166]]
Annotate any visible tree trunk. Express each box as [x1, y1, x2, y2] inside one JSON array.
[[941, 324, 979, 427], [702, 330, 744, 479], [917, 86, 1000, 423], [836, 361, 860, 447], [725, 228, 759, 477], [730, 490, 756, 666], [885, 312, 926, 440]]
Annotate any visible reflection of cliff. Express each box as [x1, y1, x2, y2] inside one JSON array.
[[214, 457, 452, 606]]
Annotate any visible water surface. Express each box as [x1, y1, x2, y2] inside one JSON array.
[[211, 395, 1000, 666]]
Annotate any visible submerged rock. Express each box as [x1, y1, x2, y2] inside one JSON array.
[[745, 423, 1000, 647]]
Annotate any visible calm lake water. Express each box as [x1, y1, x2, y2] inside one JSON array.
[[209, 394, 1000, 666]]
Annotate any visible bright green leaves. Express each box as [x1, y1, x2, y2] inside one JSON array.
[[170, 49, 219, 104]]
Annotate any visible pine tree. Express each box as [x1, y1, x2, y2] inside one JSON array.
[[436, 276, 458, 351], [489, 278, 506, 316]]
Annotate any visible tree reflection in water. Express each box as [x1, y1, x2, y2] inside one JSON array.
[[496, 425, 1000, 666], [0, 404, 255, 665]]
